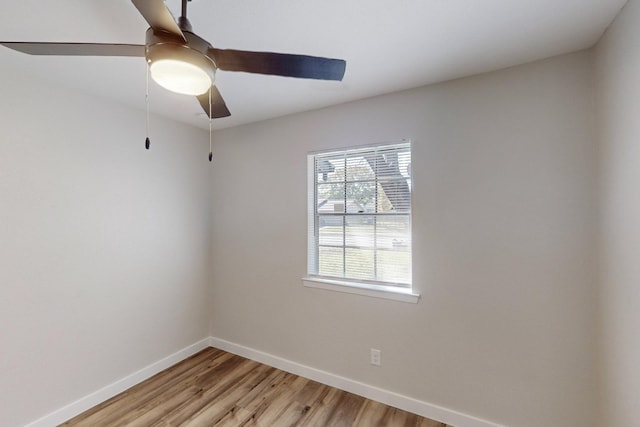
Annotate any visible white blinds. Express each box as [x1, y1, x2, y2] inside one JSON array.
[[307, 142, 412, 286]]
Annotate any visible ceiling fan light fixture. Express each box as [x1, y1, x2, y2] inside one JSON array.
[[150, 59, 211, 95], [147, 43, 214, 96]]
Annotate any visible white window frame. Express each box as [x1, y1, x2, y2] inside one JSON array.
[[303, 140, 419, 303]]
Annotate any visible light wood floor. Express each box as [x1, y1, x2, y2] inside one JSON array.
[[61, 347, 451, 427]]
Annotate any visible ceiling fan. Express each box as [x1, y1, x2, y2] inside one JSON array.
[[0, 0, 347, 121]]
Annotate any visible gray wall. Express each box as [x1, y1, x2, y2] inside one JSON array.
[[208, 52, 598, 427], [0, 63, 212, 427], [596, 0, 640, 425]]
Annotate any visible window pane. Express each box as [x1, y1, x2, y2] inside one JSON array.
[[377, 249, 411, 284], [376, 215, 411, 284], [376, 215, 411, 248], [345, 182, 375, 213], [377, 180, 411, 213], [345, 216, 374, 247], [318, 216, 343, 246], [319, 246, 344, 276], [377, 146, 411, 177], [317, 182, 344, 210], [345, 248, 374, 280], [345, 154, 375, 181], [316, 157, 344, 183]]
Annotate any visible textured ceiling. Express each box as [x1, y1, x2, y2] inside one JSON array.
[[0, 0, 627, 129]]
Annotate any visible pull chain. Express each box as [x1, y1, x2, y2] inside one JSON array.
[[208, 86, 213, 162], [145, 63, 151, 150]]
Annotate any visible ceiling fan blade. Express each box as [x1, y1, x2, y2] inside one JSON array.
[[131, 0, 185, 41], [209, 48, 346, 81], [197, 85, 231, 119], [0, 42, 145, 56]]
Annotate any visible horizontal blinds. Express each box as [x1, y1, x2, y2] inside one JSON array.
[[308, 142, 411, 286]]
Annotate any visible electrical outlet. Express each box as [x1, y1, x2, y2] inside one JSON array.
[[370, 348, 381, 366]]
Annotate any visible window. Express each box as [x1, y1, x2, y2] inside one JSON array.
[[306, 141, 413, 298]]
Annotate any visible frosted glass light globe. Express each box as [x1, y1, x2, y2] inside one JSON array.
[[150, 59, 212, 96]]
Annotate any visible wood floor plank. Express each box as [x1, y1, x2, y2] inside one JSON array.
[[178, 363, 276, 427], [246, 375, 310, 426], [147, 357, 261, 426], [352, 399, 388, 427], [62, 348, 231, 427], [234, 367, 286, 409], [296, 386, 343, 426], [61, 347, 453, 427]]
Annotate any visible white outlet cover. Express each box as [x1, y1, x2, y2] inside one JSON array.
[[370, 348, 381, 366]]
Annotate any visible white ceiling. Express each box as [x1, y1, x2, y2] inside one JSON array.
[[0, 0, 627, 130]]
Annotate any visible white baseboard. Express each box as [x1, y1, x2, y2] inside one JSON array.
[[25, 338, 211, 427], [208, 336, 505, 427]]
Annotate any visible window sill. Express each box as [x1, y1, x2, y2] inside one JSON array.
[[302, 276, 420, 304]]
